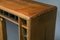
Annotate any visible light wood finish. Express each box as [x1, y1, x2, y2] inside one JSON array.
[[0, 0, 55, 20], [0, 18, 7, 40], [0, 0, 57, 40]]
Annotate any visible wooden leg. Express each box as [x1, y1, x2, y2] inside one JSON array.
[[18, 18, 24, 40], [0, 17, 7, 40]]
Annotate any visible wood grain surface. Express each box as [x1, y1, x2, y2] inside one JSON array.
[[0, 18, 7, 40], [0, 0, 57, 40], [0, 0, 56, 20]]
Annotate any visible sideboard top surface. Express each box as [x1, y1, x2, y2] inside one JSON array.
[[0, 0, 57, 19]]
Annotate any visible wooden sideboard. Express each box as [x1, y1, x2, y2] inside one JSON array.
[[0, 0, 57, 40]]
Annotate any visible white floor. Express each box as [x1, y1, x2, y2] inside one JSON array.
[[6, 0, 60, 40]]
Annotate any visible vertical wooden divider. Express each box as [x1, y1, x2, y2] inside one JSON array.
[[0, 17, 7, 40], [27, 20, 31, 40], [18, 17, 24, 40]]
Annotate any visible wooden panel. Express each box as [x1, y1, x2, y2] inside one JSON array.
[[0, 0, 6, 2], [45, 7, 57, 40], [0, 17, 7, 40], [29, 6, 57, 40], [29, 14, 45, 40], [0, 0, 55, 19]]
